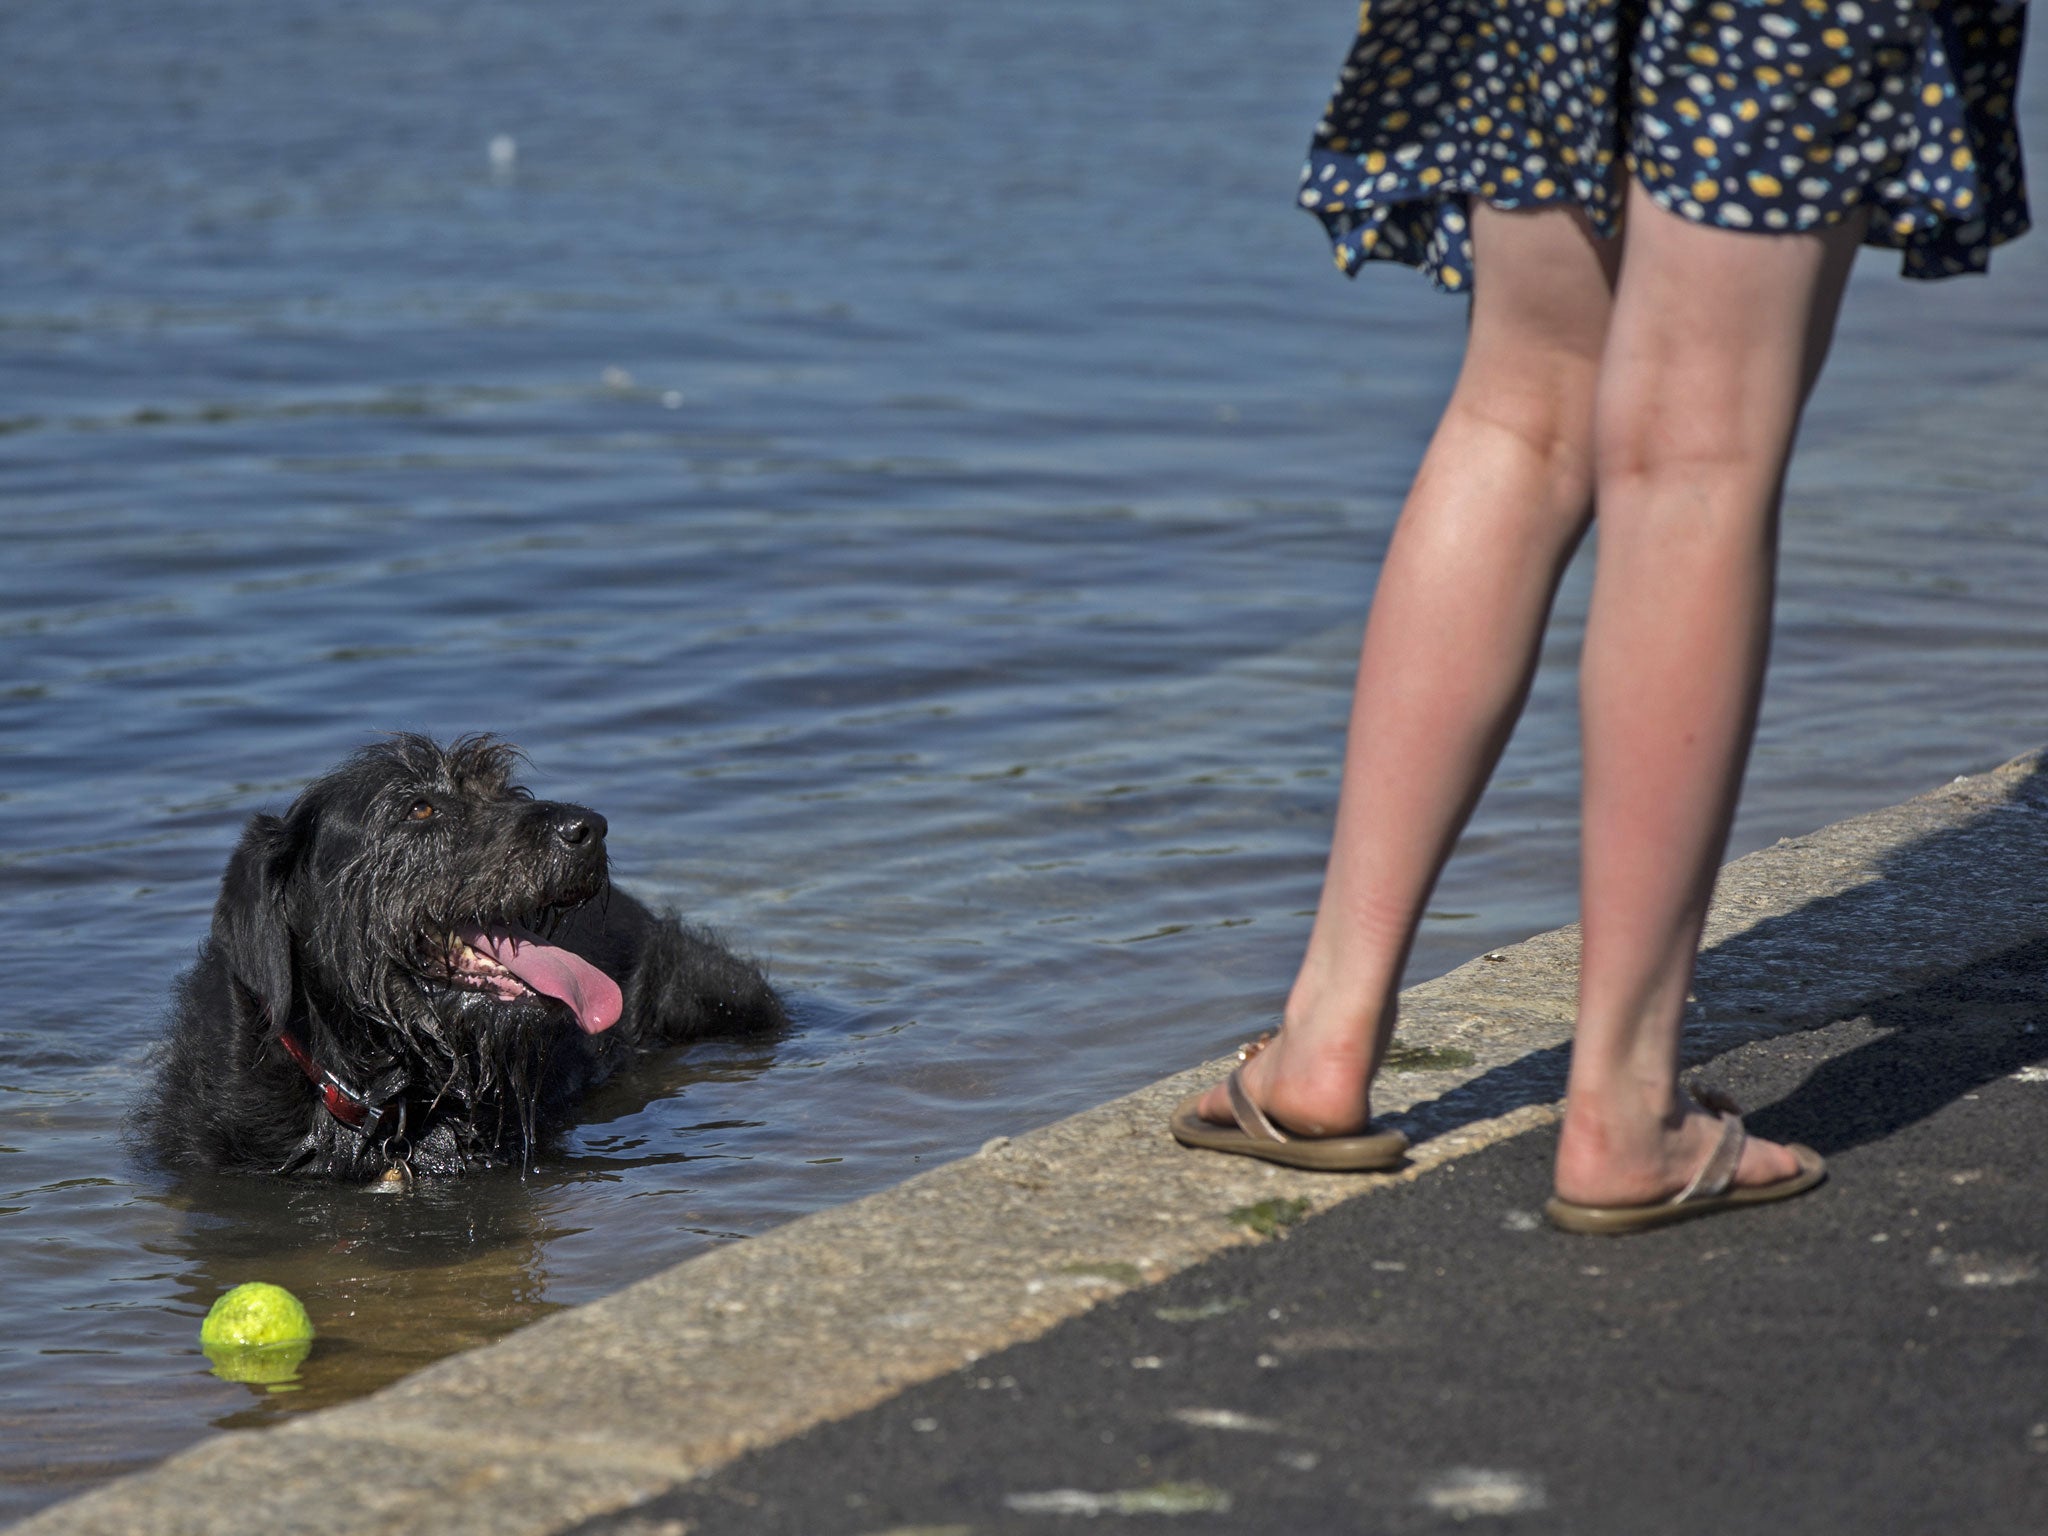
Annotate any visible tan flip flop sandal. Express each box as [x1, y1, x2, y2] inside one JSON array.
[[1544, 1087, 1826, 1235], [1169, 1033, 1408, 1173]]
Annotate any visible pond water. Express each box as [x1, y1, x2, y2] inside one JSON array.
[[3, 0, 2044, 1520]]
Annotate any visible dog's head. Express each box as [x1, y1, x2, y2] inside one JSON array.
[[213, 734, 624, 1053]]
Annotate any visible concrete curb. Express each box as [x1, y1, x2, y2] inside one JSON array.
[[18, 750, 2048, 1536]]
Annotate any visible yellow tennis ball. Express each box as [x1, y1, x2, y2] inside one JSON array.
[[199, 1282, 314, 1351], [200, 1283, 315, 1385]]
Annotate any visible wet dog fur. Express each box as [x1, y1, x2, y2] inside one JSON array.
[[137, 735, 785, 1181]]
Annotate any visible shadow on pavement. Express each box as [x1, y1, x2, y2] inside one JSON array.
[[1398, 753, 2048, 1153]]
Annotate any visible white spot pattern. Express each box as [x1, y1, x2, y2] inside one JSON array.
[[1298, 0, 2030, 294]]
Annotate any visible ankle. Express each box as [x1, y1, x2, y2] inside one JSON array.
[[1282, 966, 1397, 1050], [1563, 1070, 1685, 1130], [1553, 1083, 1705, 1205]]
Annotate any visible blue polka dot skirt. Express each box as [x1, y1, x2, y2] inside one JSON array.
[[1299, 0, 2031, 293]]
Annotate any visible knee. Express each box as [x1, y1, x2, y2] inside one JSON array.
[[1592, 367, 1782, 507], [1591, 316, 1816, 509], [1442, 352, 1601, 503]]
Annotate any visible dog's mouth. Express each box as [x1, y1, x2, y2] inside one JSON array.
[[437, 923, 623, 1035]]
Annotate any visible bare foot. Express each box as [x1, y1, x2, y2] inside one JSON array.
[[1192, 1009, 1389, 1138], [1553, 1093, 1804, 1208]]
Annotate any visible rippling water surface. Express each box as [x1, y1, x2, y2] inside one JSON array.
[[4, 1, 2045, 1518]]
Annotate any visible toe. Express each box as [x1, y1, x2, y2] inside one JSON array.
[[1193, 1076, 1237, 1127]]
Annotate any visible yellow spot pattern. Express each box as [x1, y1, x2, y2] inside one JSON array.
[[1297, 0, 2027, 295]]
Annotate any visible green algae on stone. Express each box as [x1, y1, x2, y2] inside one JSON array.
[[1058, 1260, 1144, 1286], [1383, 1041, 1477, 1073], [1227, 1196, 1311, 1238]]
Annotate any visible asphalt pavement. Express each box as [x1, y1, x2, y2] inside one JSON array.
[[577, 938, 2048, 1536]]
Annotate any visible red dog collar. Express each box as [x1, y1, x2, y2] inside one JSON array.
[[275, 1028, 402, 1139]]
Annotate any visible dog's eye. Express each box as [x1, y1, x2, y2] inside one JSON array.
[[407, 799, 436, 822]]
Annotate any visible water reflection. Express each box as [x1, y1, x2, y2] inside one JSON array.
[[140, 1038, 787, 1429]]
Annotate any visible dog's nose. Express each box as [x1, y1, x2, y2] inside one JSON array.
[[552, 807, 608, 847]]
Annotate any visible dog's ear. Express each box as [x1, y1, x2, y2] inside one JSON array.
[[210, 810, 304, 1030]]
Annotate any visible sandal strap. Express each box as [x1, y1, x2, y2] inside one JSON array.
[[1674, 1092, 1746, 1204], [1225, 1032, 1288, 1144]]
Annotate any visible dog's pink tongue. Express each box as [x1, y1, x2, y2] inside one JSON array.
[[465, 928, 623, 1034]]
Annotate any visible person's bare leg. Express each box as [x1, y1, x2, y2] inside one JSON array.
[[1555, 187, 1867, 1205], [1200, 203, 1620, 1135]]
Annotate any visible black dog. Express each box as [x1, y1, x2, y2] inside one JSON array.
[[138, 734, 784, 1183]]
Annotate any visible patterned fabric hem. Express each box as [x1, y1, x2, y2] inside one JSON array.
[[1300, 0, 2030, 294], [1306, 160, 2034, 294]]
